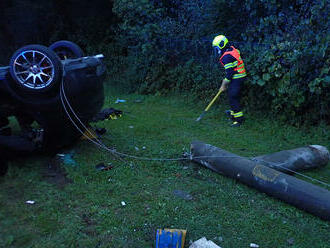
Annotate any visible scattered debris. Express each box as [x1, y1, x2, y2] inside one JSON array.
[[145, 204, 151, 211], [115, 98, 126, 104], [129, 125, 134, 129], [25, 200, 35, 205], [142, 146, 146, 150], [121, 201, 126, 206], [250, 243, 259, 248], [95, 163, 113, 171], [213, 236, 223, 242], [61, 153, 77, 167], [287, 238, 295, 246], [173, 190, 193, 201], [183, 151, 191, 158], [156, 229, 187, 248], [93, 108, 123, 121], [56, 151, 77, 166], [189, 237, 221, 248]]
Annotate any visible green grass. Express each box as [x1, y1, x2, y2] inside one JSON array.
[[0, 84, 329, 248]]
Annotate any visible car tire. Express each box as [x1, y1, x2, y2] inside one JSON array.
[[9, 44, 63, 93], [49, 40, 84, 59]]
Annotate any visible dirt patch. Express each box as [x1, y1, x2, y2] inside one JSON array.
[[42, 157, 73, 189]]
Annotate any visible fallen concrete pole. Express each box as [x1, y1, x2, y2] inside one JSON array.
[[252, 145, 329, 174], [191, 141, 330, 220]]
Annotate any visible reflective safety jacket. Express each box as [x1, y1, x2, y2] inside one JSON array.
[[220, 46, 247, 80]]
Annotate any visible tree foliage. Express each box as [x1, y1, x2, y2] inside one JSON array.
[[0, 0, 115, 64], [111, 0, 329, 125], [1, 0, 328, 125]]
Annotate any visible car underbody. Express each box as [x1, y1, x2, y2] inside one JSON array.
[[0, 41, 109, 175]]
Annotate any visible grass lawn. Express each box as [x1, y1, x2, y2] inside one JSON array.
[[0, 84, 329, 248]]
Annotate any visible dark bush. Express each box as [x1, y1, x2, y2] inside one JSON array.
[[111, 0, 329, 125]]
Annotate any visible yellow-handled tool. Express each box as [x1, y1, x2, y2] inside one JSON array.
[[196, 89, 223, 121]]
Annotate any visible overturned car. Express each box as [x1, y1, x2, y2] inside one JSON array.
[[0, 41, 107, 175]]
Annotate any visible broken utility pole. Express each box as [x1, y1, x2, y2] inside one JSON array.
[[252, 145, 329, 173], [190, 141, 330, 221]]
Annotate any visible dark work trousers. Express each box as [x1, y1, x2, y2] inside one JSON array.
[[228, 77, 245, 121]]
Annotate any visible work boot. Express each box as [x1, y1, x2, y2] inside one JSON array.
[[231, 116, 245, 127], [231, 121, 241, 127], [224, 110, 233, 121]]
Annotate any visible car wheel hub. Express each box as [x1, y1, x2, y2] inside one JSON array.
[[13, 50, 55, 90], [31, 65, 40, 74]]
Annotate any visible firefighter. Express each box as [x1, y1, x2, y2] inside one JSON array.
[[212, 35, 247, 127]]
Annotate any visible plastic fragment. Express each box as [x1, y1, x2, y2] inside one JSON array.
[[121, 201, 126, 206], [62, 153, 77, 166], [250, 243, 259, 248], [173, 190, 193, 201], [25, 200, 35, 205], [115, 99, 126, 104], [189, 237, 221, 248], [95, 162, 113, 171], [287, 238, 295, 246]]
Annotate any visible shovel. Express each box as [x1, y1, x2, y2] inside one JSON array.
[[196, 89, 223, 121]]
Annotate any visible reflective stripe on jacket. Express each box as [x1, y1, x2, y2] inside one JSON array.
[[220, 46, 247, 79]]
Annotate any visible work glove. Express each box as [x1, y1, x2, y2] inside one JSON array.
[[220, 78, 230, 92]]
